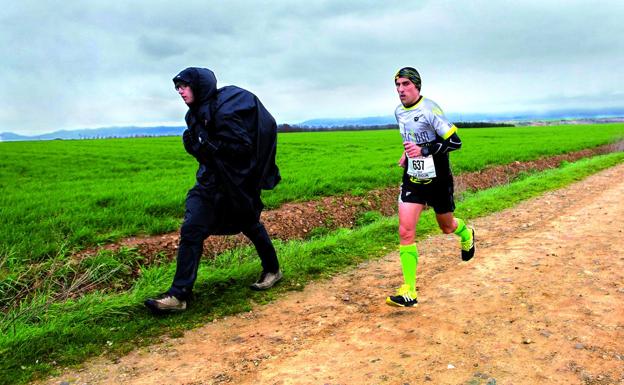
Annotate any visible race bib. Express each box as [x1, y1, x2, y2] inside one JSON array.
[[407, 155, 436, 179]]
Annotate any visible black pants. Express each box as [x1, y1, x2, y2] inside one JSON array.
[[168, 185, 279, 300]]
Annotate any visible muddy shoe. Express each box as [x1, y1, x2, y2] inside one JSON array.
[[461, 227, 476, 261], [144, 293, 187, 314], [386, 284, 418, 307], [250, 270, 283, 291]]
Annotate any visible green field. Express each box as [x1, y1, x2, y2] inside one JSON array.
[[1, 151, 623, 385], [1, 123, 623, 384], [1, 124, 622, 265]]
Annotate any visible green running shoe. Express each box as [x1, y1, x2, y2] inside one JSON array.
[[386, 284, 418, 307], [461, 228, 475, 261]]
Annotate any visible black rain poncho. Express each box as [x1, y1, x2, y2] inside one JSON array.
[[174, 67, 281, 234]]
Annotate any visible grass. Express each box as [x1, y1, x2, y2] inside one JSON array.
[[2, 124, 622, 318], [2, 151, 623, 385], [1, 124, 623, 268]]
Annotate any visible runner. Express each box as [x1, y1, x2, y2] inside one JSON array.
[[386, 67, 475, 307]]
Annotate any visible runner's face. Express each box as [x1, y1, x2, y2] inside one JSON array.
[[395, 77, 420, 107], [176, 84, 194, 105]]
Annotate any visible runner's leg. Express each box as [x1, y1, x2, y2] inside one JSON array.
[[453, 218, 471, 242], [436, 213, 475, 261], [435, 212, 457, 234], [398, 202, 425, 295]]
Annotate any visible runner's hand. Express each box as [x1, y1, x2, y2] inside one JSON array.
[[398, 152, 406, 168], [403, 142, 422, 158]]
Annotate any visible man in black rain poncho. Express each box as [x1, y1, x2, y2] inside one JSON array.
[[145, 67, 282, 314]]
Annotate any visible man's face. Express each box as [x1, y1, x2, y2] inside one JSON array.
[[395, 77, 420, 107], [176, 83, 194, 105]]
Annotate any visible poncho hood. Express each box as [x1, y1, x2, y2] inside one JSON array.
[[173, 67, 217, 107]]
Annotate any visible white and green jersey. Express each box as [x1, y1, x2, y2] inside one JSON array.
[[395, 96, 457, 145], [395, 96, 459, 183]]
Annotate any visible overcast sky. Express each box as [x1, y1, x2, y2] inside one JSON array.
[[2, 0, 623, 135]]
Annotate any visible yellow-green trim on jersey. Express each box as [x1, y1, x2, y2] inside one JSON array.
[[399, 96, 425, 111], [395, 96, 456, 145], [442, 124, 457, 140]]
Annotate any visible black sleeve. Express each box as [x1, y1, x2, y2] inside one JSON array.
[[194, 114, 252, 166], [209, 113, 252, 157], [182, 128, 201, 159], [421, 132, 462, 156]]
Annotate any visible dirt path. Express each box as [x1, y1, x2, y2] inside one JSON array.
[[41, 164, 624, 385]]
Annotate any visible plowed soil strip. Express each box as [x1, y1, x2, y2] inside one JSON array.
[[82, 143, 620, 266]]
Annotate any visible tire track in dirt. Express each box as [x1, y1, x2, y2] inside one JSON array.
[[39, 163, 624, 384]]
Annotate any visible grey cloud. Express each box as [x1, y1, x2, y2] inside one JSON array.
[[1, 0, 623, 134], [138, 35, 188, 58]]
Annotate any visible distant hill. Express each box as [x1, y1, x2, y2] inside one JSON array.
[[2, 106, 623, 142], [298, 107, 624, 128], [298, 116, 395, 127], [0, 126, 185, 142]]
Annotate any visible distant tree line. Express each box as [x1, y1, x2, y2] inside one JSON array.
[[72, 134, 182, 140], [454, 122, 515, 128], [277, 122, 514, 133], [52, 123, 516, 140], [277, 124, 395, 133]]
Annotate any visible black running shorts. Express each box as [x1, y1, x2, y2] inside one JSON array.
[[398, 177, 455, 214]]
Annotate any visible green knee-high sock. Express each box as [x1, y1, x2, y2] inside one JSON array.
[[454, 218, 471, 242], [399, 244, 418, 295]]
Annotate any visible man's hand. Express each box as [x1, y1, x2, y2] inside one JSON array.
[[403, 141, 422, 158], [196, 128, 218, 154], [182, 129, 198, 155], [398, 152, 407, 168]]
